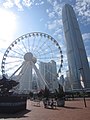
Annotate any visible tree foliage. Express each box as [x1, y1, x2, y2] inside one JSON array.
[[55, 84, 65, 99], [0, 76, 19, 95]]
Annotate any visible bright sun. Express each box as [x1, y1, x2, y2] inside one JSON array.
[[0, 8, 16, 42]]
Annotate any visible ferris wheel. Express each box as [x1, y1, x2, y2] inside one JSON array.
[[1, 32, 63, 93]]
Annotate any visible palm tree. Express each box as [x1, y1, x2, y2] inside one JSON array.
[[43, 86, 50, 99], [55, 84, 65, 107]]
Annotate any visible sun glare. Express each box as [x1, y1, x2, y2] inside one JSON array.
[[0, 8, 16, 42]]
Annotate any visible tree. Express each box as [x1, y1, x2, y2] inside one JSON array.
[[0, 76, 19, 96], [43, 86, 50, 99], [55, 84, 65, 107]]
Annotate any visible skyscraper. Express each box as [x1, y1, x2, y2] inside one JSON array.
[[39, 60, 58, 91], [62, 4, 90, 89]]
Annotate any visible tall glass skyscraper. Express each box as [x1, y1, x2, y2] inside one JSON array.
[[62, 4, 90, 89]]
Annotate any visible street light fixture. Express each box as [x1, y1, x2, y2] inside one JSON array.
[[79, 68, 87, 107]]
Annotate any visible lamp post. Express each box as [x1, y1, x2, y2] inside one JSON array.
[[79, 68, 87, 107]]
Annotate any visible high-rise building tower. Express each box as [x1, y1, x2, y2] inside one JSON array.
[[39, 60, 58, 91], [62, 4, 90, 89]]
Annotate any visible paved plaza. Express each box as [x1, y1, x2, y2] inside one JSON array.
[[0, 98, 90, 120]]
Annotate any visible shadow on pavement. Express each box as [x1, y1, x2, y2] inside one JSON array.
[[44, 107, 59, 110], [0, 109, 31, 118], [64, 106, 82, 109]]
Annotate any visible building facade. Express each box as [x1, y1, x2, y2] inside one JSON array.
[[62, 4, 90, 90], [39, 60, 58, 91]]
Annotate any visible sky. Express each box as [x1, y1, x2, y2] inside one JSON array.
[[0, 0, 90, 77]]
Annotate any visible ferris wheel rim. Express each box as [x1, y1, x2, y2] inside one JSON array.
[[1, 32, 63, 77]]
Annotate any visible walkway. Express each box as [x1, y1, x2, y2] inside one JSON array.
[[0, 98, 90, 120]]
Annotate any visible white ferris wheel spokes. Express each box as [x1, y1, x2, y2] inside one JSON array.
[[1, 32, 63, 93]]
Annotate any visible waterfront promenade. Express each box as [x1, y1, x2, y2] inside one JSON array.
[[0, 98, 90, 120]]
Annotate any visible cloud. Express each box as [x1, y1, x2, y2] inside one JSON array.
[[3, 0, 14, 8], [46, 0, 90, 25], [47, 19, 63, 30], [47, 0, 90, 26], [45, 0, 63, 36], [82, 33, 90, 40], [75, 0, 90, 25], [35, 1, 44, 6], [47, 0, 63, 16], [2, 0, 44, 11], [22, 0, 33, 8], [48, 11, 55, 18], [47, 21, 57, 30], [53, 28, 62, 36], [3, 0, 23, 11], [15, 0, 23, 11]]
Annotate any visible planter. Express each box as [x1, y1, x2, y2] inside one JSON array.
[[0, 95, 27, 113], [57, 99, 65, 107]]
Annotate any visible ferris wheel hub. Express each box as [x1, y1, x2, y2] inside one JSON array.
[[24, 52, 37, 63]]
